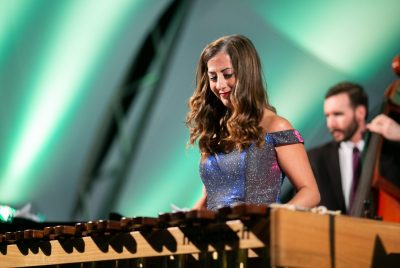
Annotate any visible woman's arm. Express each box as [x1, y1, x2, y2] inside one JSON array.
[[264, 113, 320, 208], [192, 186, 208, 210], [276, 143, 320, 208]]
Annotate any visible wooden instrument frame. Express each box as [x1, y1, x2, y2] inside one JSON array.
[[1, 207, 400, 267]]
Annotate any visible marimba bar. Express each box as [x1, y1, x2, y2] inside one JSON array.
[[0, 204, 269, 267]]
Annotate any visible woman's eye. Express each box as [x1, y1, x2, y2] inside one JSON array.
[[209, 76, 217, 82], [224, 73, 233, 79]]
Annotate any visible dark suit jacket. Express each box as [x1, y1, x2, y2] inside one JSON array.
[[307, 141, 347, 214]]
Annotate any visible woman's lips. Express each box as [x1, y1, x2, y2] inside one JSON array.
[[220, 91, 230, 97]]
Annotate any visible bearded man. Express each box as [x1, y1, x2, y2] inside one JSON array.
[[307, 82, 368, 214]]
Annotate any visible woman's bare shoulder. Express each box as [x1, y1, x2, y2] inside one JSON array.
[[260, 109, 293, 133]]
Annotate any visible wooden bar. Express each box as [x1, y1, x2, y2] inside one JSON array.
[[270, 207, 400, 267], [0, 219, 267, 267]]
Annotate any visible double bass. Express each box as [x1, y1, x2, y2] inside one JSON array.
[[350, 55, 400, 223]]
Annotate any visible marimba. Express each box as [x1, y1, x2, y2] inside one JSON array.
[[0, 204, 399, 267]]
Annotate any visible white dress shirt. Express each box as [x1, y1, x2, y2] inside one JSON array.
[[338, 140, 365, 211]]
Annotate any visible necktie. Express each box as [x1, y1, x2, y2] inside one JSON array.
[[349, 146, 361, 210]]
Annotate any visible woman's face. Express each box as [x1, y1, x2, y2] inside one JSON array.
[[207, 52, 236, 108]]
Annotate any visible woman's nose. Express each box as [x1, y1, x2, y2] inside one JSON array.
[[216, 77, 226, 90]]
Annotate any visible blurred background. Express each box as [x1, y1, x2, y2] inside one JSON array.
[[0, 0, 399, 221]]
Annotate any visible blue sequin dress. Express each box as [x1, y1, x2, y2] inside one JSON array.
[[200, 129, 304, 210]]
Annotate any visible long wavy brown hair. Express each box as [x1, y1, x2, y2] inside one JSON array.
[[186, 34, 275, 156]]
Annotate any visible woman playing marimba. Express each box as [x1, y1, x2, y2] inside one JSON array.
[[186, 34, 320, 211]]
